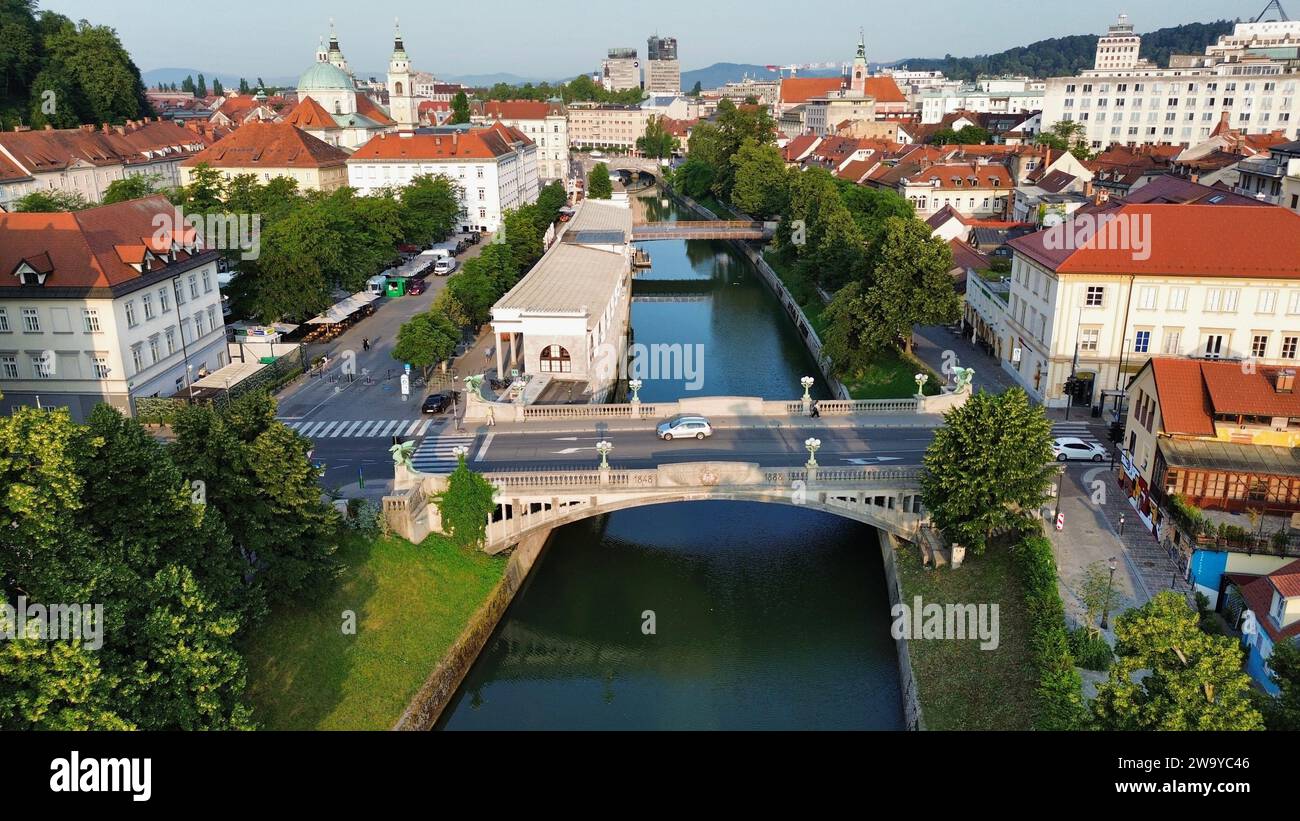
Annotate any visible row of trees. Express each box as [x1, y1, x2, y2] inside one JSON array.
[[715, 137, 956, 375], [393, 181, 568, 373], [0, 0, 151, 130], [920, 388, 1293, 730], [475, 75, 644, 106], [169, 166, 463, 323], [671, 99, 777, 205], [0, 393, 340, 729]]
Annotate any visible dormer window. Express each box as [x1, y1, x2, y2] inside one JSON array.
[[12, 253, 54, 287]]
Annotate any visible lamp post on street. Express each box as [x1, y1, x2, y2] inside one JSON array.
[[805, 437, 822, 469], [596, 441, 613, 470], [1100, 556, 1119, 630]]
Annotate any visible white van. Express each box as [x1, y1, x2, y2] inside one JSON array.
[[366, 275, 387, 295]]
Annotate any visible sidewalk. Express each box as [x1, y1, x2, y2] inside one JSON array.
[[912, 324, 1019, 395]]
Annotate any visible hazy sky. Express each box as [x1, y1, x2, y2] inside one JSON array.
[[40, 0, 1273, 80]]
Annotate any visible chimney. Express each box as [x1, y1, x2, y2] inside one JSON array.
[[1084, 180, 1094, 198], [102, 123, 111, 133]]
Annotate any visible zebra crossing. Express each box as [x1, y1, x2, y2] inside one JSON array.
[[1051, 420, 1110, 451], [410, 433, 479, 474], [280, 418, 436, 440]]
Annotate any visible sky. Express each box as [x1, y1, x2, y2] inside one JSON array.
[[40, 0, 1277, 81]]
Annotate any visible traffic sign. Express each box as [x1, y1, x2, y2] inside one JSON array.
[[1055, 512, 1065, 531]]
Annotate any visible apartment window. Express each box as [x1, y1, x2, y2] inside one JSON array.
[[1080, 328, 1100, 352], [1163, 330, 1183, 355], [1253, 334, 1270, 358], [79, 308, 101, 334], [1138, 286, 1157, 310], [159, 287, 171, 313], [1134, 330, 1151, 353], [176, 281, 187, 306], [1260, 289, 1279, 314], [91, 356, 110, 380], [1204, 334, 1226, 359], [202, 270, 212, 294], [206, 305, 217, 331], [0, 309, 9, 333], [1085, 286, 1105, 307], [125, 301, 138, 328], [131, 344, 145, 374], [21, 307, 39, 332], [476, 166, 484, 179], [194, 311, 205, 337], [1205, 288, 1239, 312], [31, 354, 52, 379], [478, 188, 486, 201], [149, 335, 161, 364], [188, 275, 199, 300], [0, 355, 16, 380], [165, 326, 177, 355]]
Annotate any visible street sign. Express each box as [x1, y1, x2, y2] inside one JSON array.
[[1055, 512, 1065, 531], [404, 363, 411, 374]]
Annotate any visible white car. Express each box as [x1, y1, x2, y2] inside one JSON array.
[[656, 416, 713, 441], [1052, 437, 1108, 462]]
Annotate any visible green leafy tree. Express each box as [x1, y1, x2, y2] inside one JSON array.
[[238, 78, 250, 95], [1037, 120, 1092, 161], [13, 188, 88, 212], [434, 459, 498, 549], [854, 216, 960, 354], [689, 81, 702, 97], [1263, 641, 1300, 730], [450, 90, 471, 124], [38, 15, 151, 125], [533, 180, 568, 232], [673, 157, 715, 200], [446, 267, 499, 326], [0, 604, 131, 731], [196, 73, 207, 98], [115, 564, 254, 730], [1075, 560, 1126, 637], [393, 311, 460, 377], [212, 78, 223, 97], [176, 162, 226, 213], [920, 388, 1057, 553], [400, 173, 461, 246], [636, 115, 679, 159], [102, 173, 160, 204], [834, 181, 915, 253], [502, 206, 543, 271], [728, 138, 787, 219], [1094, 592, 1265, 731], [169, 392, 341, 605], [587, 162, 613, 200]]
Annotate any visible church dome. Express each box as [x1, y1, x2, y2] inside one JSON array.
[[298, 61, 353, 93]]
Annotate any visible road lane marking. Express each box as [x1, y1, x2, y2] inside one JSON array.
[[475, 433, 494, 463]]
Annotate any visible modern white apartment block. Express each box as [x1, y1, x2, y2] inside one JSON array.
[[346, 124, 539, 233], [602, 48, 642, 92], [0, 196, 229, 421], [1041, 14, 1300, 150]]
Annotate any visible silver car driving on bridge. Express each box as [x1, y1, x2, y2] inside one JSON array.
[[657, 416, 713, 441]]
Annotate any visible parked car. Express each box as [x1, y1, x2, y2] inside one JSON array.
[[433, 258, 458, 276], [657, 415, 713, 441], [407, 278, 427, 295], [421, 391, 453, 415], [1052, 437, 1108, 462]]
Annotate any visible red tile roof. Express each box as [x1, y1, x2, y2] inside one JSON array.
[[181, 122, 350, 169], [1149, 358, 1216, 436], [1271, 559, 1300, 598], [349, 128, 522, 161], [901, 162, 1012, 190], [782, 134, 821, 163], [0, 196, 209, 291], [283, 96, 338, 130], [1241, 572, 1300, 642], [0, 121, 214, 174], [1010, 204, 1300, 277], [355, 94, 396, 127], [779, 77, 844, 104], [949, 237, 989, 271], [480, 100, 553, 120]]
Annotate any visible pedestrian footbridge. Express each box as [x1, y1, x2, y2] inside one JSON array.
[[384, 461, 928, 555], [631, 221, 775, 242]]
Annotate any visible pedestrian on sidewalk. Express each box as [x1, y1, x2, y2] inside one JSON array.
[[809, 401, 821, 419], [486, 406, 496, 427], [363, 338, 371, 352]]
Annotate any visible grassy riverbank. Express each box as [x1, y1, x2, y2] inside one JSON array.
[[895, 544, 1037, 730], [243, 532, 506, 730]]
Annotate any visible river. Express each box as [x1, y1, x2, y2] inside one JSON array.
[[436, 189, 903, 730]]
